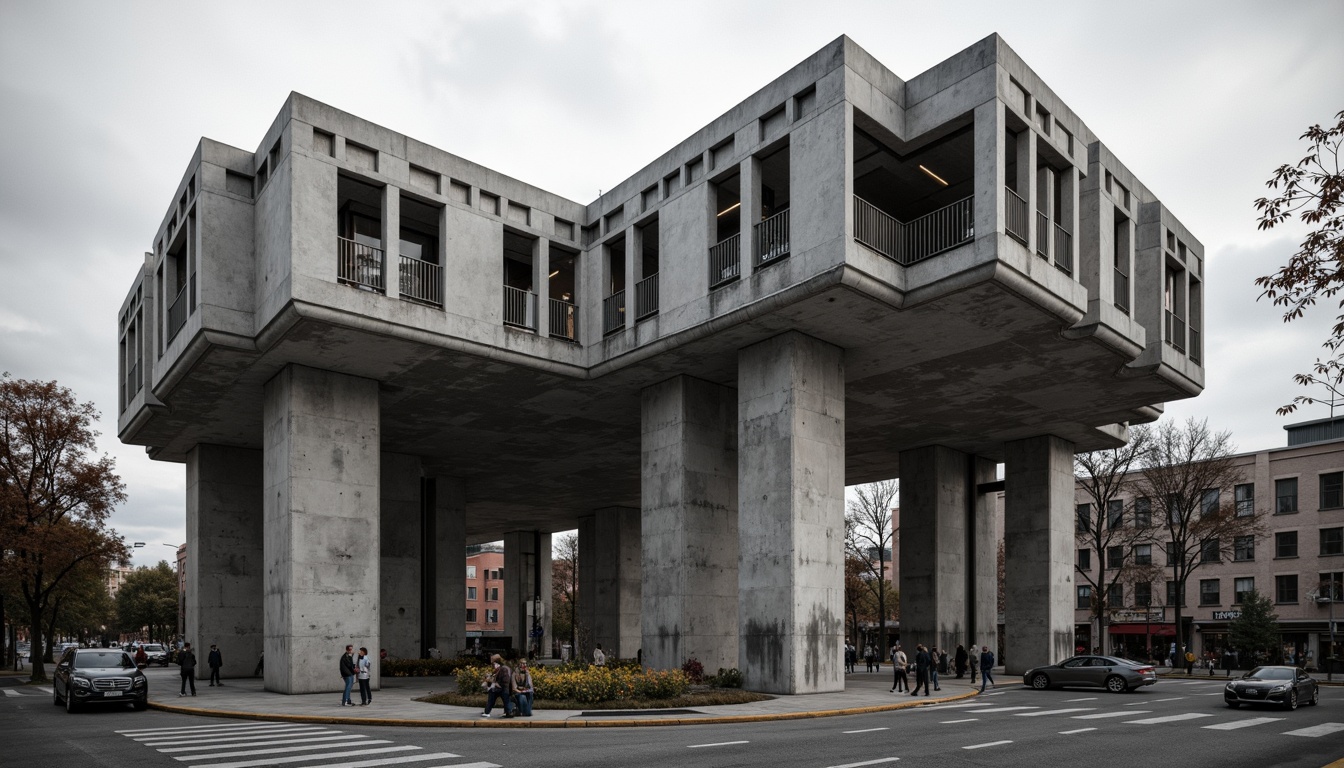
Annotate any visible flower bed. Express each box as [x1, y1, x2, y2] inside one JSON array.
[[382, 657, 486, 677], [456, 664, 690, 704]]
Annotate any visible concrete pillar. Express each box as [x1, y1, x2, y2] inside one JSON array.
[[263, 364, 380, 694], [578, 507, 642, 659], [740, 154, 761, 279], [1004, 434, 1076, 675], [380, 452, 421, 661], [433, 476, 466, 657], [1018, 131, 1038, 252], [503, 530, 552, 659], [738, 332, 845, 694], [623, 227, 637, 331], [973, 100, 1005, 239], [640, 375, 739, 673], [185, 444, 263, 679], [535, 237, 550, 338], [1061, 165, 1078, 272], [383, 186, 400, 300]]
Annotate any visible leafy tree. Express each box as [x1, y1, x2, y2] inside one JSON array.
[[844, 479, 899, 651], [116, 562, 177, 643], [0, 374, 129, 681], [1229, 590, 1279, 664], [1253, 110, 1344, 413], [843, 555, 878, 646], [49, 559, 116, 645], [551, 532, 580, 658]]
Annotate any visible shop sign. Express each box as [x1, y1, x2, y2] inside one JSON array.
[[1111, 608, 1164, 622], [1212, 610, 1241, 620]]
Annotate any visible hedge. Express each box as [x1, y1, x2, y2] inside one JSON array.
[[456, 664, 690, 704], [382, 657, 487, 677]]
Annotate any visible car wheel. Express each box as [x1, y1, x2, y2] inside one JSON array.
[[1309, 686, 1319, 706], [1105, 675, 1127, 694], [1030, 673, 1050, 690], [132, 698, 147, 712], [1226, 701, 1241, 709], [1285, 690, 1298, 711], [65, 689, 78, 713]]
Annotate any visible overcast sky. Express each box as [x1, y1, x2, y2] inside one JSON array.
[[2, 1, 1342, 568]]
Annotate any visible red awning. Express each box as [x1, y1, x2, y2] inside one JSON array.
[[1108, 623, 1175, 636]]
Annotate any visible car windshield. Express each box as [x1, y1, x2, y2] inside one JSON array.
[[75, 651, 134, 669], [1246, 667, 1293, 680]]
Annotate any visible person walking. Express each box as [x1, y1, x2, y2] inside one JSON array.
[[954, 644, 968, 679], [482, 654, 515, 718], [864, 645, 875, 673], [357, 647, 373, 705], [979, 645, 996, 692], [134, 645, 148, 668], [514, 659, 534, 716], [1184, 647, 1195, 675], [929, 646, 941, 691], [177, 642, 197, 697], [207, 644, 223, 686], [593, 643, 606, 666], [339, 645, 356, 707], [890, 644, 908, 692], [911, 644, 931, 696], [969, 644, 979, 684]]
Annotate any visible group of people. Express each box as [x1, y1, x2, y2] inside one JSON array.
[[843, 644, 886, 673], [481, 654, 535, 718], [338, 645, 376, 706], [157, 641, 224, 697], [886, 642, 997, 695]]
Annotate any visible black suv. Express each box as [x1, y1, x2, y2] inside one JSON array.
[[52, 647, 148, 713]]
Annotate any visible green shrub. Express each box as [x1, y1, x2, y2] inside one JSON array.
[[529, 665, 689, 704], [708, 667, 743, 688], [455, 664, 493, 694], [384, 657, 485, 678]]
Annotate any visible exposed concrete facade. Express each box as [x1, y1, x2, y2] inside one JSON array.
[[578, 508, 642, 659], [502, 531, 552, 659], [118, 34, 1206, 694]]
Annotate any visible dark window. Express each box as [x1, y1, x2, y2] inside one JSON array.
[[1276, 531, 1299, 558], [1134, 544, 1153, 566], [1078, 549, 1091, 571], [466, 608, 478, 622], [1201, 538, 1220, 564], [1135, 582, 1152, 606], [1077, 585, 1092, 610], [1235, 483, 1254, 517], [1322, 472, 1343, 510], [1276, 477, 1298, 514], [1234, 577, 1255, 604], [1322, 572, 1344, 601], [1199, 579, 1220, 605], [1166, 580, 1185, 607], [1076, 503, 1091, 532], [1134, 497, 1152, 528], [1107, 546, 1124, 569], [1166, 540, 1179, 565], [1107, 500, 1124, 529], [1322, 527, 1344, 556], [1233, 535, 1255, 562], [1275, 575, 1298, 604], [1200, 488, 1220, 517], [467, 586, 477, 600], [1107, 583, 1124, 608]]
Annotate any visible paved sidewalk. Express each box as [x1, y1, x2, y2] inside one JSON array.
[[142, 665, 988, 727]]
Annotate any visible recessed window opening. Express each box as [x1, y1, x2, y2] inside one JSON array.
[[715, 172, 741, 243], [503, 231, 535, 292], [636, 219, 659, 321], [853, 126, 974, 223], [549, 247, 578, 304], [337, 174, 385, 292]]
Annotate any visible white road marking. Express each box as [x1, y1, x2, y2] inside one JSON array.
[[962, 740, 1013, 750], [1014, 708, 1096, 717], [962, 706, 1040, 713], [2, 689, 21, 697], [1065, 697, 1097, 702], [687, 741, 749, 749], [1149, 697, 1186, 702], [1074, 711, 1150, 719], [119, 723, 289, 735], [188, 745, 422, 768], [141, 728, 334, 745], [161, 735, 369, 753], [1059, 728, 1096, 735], [842, 728, 889, 734], [1282, 723, 1344, 738], [1124, 713, 1215, 725], [174, 740, 391, 761], [31, 687, 52, 694], [285, 756, 478, 768], [1202, 717, 1285, 730], [135, 726, 316, 741], [825, 759, 901, 768], [939, 718, 979, 723]]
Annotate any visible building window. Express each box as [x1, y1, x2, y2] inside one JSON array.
[[1135, 582, 1152, 607], [1077, 585, 1092, 610], [1275, 575, 1298, 604], [1166, 540, 1179, 565], [1234, 483, 1254, 517], [1076, 503, 1091, 532], [1322, 472, 1344, 510], [466, 608, 478, 623], [1078, 549, 1091, 571], [1276, 477, 1298, 514], [1276, 531, 1299, 558], [1199, 579, 1220, 606], [1167, 580, 1185, 607], [1200, 488, 1220, 517], [1134, 497, 1152, 528], [1322, 527, 1344, 556], [485, 609, 498, 624], [489, 587, 500, 601], [1107, 583, 1124, 608], [1107, 546, 1124, 569], [1134, 544, 1153, 566], [1234, 577, 1255, 604], [1233, 535, 1255, 562], [1107, 500, 1124, 529], [467, 586, 477, 600], [1201, 538, 1220, 564], [466, 565, 477, 579], [1322, 572, 1344, 601]]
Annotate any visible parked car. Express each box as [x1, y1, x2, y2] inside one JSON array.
[[1023, 655, 1158, 693], [1224, 666, 1319, 710], [141, 644, 169, 666], [52, 647, 148, 713]]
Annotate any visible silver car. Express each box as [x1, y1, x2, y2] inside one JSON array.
[[1023, 655, 1158, 693]]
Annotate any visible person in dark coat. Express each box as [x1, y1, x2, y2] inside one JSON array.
[[979, 645, 996, 692], [178, 642, 197, 696], [910, 644, 932, 696], [339, 645, 356, 706], [482, 654, 515, 718], [954, 645, 969, 678], [207, 644, 223, 686]]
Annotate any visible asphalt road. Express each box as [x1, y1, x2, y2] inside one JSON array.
[[3, 675, 1342, 768]]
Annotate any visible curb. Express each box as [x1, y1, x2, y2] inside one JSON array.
[[147, 689, 980, 728]]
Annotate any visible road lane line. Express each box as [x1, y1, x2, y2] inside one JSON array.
[[842, 728, 889, 734], [275, 755, 470, 768], [687, 741, 749, 749], [939, 718, 979, 723], [2, 689, 21, 697], [141, 729, 334, 745], [962, 740, 1012, 750], [160, 735, 368, 753], [1283, 723, 1344, 737], [1073, 711, 1150, 719], [1124, 713, 1215, 725], [1059, 728, 1096, 735], [825, 759, 901, 768], [120, 723, 287, 735], [1149, 697, 1186, 702], [189, 745, 422, 768], [1065, 697, 1097, 702], [1202, 717, 1284, 730], [960, 706, 1039, 713], [1014, 708, 1096, 717], [134, 726, 316, 740], [173, 741, 390, 761]]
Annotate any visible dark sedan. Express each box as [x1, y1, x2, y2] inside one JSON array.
[[1023, 655, 1158, 693], [1224, 666, 1319, 710], [52, 647, 148, 713]]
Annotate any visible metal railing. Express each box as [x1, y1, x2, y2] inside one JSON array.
[[549, 298, 578, 342], [1036, 211, 1050, 259], [503, 285, 536, 330], [709, 234, 740, 289], [1053, 223, 1073, 275], [1165, 310, 1186, 353], [854, 195, 974, 265], [1189, 327, 1201, 364], [166, 283, 188, 342], [337, 237, 385, 292], [1114, 269, 1130, 314], [1004, 186, 1028, 244], [754, 209, 790, 268], [635, 273, 659, 320], [603, 290, 626, 335], [399, 256, 442, 307]]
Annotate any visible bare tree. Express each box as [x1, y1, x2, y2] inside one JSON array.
[[550, 532, 580, 658], [844, 479, 899, 652], [1135, 418, 1267, 656]]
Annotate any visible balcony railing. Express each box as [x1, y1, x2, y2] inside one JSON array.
[[1189, 327, 1202, 365], [1053, 223, 1073, 275], [503, 285, 536, 330], [1165, 310, 1186, 353], [1004, 187, 1028, 244], [399, 256, 442, 307], [635, 273, 659, 320], [754, 209, 790, 268], [549, 298, 578, 342], [1036, 211, 1050, 259], [853, 195, 974, 265], [1113, 269, 1130, 314], [709, 234, 740, 289], [166, 283, 188, 342], [603, 290, 626, 335], [337, 237, 385, 293]]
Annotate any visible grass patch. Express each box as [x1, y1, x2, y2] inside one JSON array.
[[418, 687, 771, 710]]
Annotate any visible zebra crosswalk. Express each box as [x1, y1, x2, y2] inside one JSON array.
[[116, 721, 501, 768]]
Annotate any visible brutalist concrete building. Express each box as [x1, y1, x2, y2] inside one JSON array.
[[116, 34, 1205, 695]]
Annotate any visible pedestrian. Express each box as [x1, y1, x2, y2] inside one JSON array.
[[929, 646, 941, 691], [514, 659, 534, 717], [207, 643, 223, 686], [911, 644, 932, 695], [1184, 648, 1195, 675], [979, 645, 996, 692], [954, 644, 968, 678], [845, 643, 855, 674], [864, 644, 875, 673], [1221, 648, 1234, 677], [593, 643, 606, 666], [357, 647, 372, 705], [339, 644, 356, 707], [890, 644, 908, 692], [482, 654, 515, 718], [969, 645, 979, 684], [135, 645, 148, 668], [177, 642, 197, 697]]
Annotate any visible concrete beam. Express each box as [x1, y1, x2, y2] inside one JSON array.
[[578, 507, 642, 659]]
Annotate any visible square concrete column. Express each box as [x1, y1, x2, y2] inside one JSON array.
[[640, 375, 739, 673], [382, 186, 400, 300], [623, 227, 637, 331], [433, 476, 466, 657], [578, 507, 642, 659], [1019, 129, 1038, 252], [185, 444, 263, 679], [263, 365, 380, 694], [380, 452, 421, 661], [898, 446, 997, 655], [503, 530, 552, 659], [535, 237, 550, 337], [1004, 434, 1076, 675], [739, 153, 761, 280], [738, 332, 845, 694], [973, 99, 1006, 239]]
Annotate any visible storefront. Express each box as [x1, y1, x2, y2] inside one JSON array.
[[1192, 612, 1332, 670], [1106, 608, 1172, 660]]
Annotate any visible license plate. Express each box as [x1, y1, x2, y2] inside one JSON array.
[[103, 691, 122, 697]]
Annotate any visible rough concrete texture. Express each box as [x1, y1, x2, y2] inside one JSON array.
[[578, 507, 643, 659], [185, 444, 264, 679], [641, 376, 739, 674], [738, 332, 845, 694], [968, 456, 998, 655], [433, 476, 466, 657], [1003, 434, 1076, 675], [380, 452, 421, 662], [263, 365, 381, 694], [503, 530, 552, 659]]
